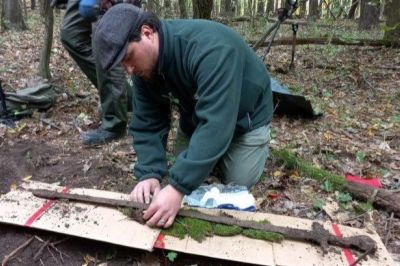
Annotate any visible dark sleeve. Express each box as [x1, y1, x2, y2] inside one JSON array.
[[168, 45, 243, 194], [129, 77, 171, 182]]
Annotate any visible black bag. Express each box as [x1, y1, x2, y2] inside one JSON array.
[[0, 82, 58, 127]]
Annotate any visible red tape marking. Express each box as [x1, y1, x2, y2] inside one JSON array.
[[24, 187, 70, 227], [153, 233, 166, 249], [331, 223, 355, 265]]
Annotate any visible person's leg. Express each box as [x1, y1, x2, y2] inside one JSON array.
[[60, 1, 133, 144], [60, 0, 97, 86], [218, 124, 271, 188]]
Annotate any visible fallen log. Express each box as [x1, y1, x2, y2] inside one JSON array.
[[31, 188, 377, 254], [249, 37, 400, 48], [272, 149, 400, 218], [345, 182, 400, 217]]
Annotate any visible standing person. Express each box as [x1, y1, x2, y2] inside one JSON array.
[[59, 0, 140, 145], [94, 4, 273, 228]]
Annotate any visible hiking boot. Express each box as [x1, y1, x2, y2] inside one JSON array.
[[81, 128, 125, 145]]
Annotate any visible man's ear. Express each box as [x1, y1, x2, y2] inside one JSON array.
[[141, 25, 154, 38]]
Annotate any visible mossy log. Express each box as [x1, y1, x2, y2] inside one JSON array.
[[272, 149, 400, 218]]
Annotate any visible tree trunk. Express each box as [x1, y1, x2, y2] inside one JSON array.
[[1, 0, 27, 31], [223, 0, 235, 16], [193, 0, 213, 19], [38, 0, 54, 79], [164, 0, 173, 18], [246, 0, 253, 16], [383, 0, 400, 42], [308, 0, 319, 20], [257, 0, 265, 15], [359, 0, 379, 30], [145, 0, 158, 14], [178, 0, 188, 18], [347, 0, 358, 19], [31, 0, 36, 10], [266, 0, 274, 15], [21, 0, 28, 17], [299, 0, 307, 18]]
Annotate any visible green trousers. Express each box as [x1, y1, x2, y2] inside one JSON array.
[[60, 0, 133, 133], [174, 124, 271, 188]]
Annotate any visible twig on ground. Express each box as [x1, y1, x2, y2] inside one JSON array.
[[52, 237, 70, 246], [40, 258, 45, 266], [1, 236, 35, 266], [343, 212, 367, 223], [384, 212, 394, 246], [349, 247, 375, 266], [40, 118, 62, 131], [35, 236, 45, 242], [34, 238, 51, 261], [47, 246, 59, 265], [378, 65, 400, 70], [49, 242, 69, 263], [73, 120, 83, 134]]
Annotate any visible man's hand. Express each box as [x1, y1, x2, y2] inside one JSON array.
[[130, 178, 161, 204], [143, 185, 184, 228]]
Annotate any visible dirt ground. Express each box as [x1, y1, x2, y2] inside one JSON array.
[[1, 8, 399, 266]]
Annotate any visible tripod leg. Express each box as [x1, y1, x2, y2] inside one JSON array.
[[289, 23, 299, 69]]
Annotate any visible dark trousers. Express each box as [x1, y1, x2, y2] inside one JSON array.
[[60, 0, 133, 133]]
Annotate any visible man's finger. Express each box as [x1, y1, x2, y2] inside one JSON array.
[[143, 203, 157, 220], [143, 184, 151, 204], [163, 215, 175, 228], [153, 186, 161, 196], [146, 210, 164, 227]]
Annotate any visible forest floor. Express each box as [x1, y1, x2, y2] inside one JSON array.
[[0, 9, 399, 266]]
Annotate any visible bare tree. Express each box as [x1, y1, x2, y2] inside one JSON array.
[[21, 0, 28, 17], [164, 0, 173, 18], [257, 0, 266, 15], [299, 0, 307, 18], [193, 0, 213, 19], [309, 0, 319, 20], [223, 0, 234, 16], [1, 0, 27, 31], [178, 0, 188, 18], [38, 0, 54, 79], [359, 0, 379, 30], [266, 0, 275, 15], [384, 0, 400, 42], [145, 0, 159, 14], [347, 0, 359, 19]]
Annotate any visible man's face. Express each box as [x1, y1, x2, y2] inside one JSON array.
[[121, 25, 159, 80]]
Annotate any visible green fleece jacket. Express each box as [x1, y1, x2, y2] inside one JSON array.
[[129, 19, 273, 195]]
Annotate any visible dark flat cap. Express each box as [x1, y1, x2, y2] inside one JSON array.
[[94, 4, 144, 71]]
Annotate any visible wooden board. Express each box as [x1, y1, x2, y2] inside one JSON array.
[[0, 181, 395, 266]]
